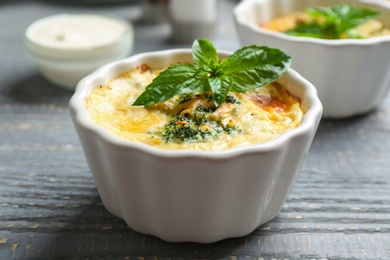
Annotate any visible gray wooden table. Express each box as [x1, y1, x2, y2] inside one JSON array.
[[1, 1, 390, 259]]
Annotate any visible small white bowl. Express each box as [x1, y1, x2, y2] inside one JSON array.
[[234, 0, 390, 118], [24, 12, 133, 90], [69, 49, 322, 243]]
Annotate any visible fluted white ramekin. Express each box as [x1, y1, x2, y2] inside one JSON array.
[[69, 49, 322, 243], [234, 0, 390, 118]]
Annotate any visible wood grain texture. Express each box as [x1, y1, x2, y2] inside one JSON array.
[[1, 1, 390, 259]]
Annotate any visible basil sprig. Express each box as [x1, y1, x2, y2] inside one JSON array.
[[132, 39, 291, 108], [285, 4, 381, 39]]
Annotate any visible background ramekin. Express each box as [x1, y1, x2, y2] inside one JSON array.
[[69, 49, 322, 243], [234, 0, 390, 118], [24, 12, 133, 90]]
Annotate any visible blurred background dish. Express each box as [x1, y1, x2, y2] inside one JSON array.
[[140, 0, 170, 24], [24, 12, 134, 90], [168, 0, 218, 43], [234, 0, 390, 118]]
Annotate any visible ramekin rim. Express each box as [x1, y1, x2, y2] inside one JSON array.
[[69, 48, 323, 159], [233, 0, 390, 46]]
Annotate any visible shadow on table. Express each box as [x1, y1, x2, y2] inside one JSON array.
[[31, 195, 251, 259], [2, 73, 74, 106], [314, 109, 378, 139]]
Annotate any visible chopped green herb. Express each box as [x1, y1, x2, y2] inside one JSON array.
[[157, 97, 242, 143], [179, 95, 193, 104], [224, 94, 240, 104], [195, 106, 216, 114], [160, 115, 222, 143]]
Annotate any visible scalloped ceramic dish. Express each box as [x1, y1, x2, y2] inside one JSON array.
[[69, 49, 322, 243], [234, 0, 390, 118]]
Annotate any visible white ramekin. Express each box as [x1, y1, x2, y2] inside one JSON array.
[[24, 12, 133, 90], [69, 49, 322, 243], [234, 0, 390, 118]]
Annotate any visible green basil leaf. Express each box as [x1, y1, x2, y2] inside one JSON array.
[[132, 39, 291, 108], [192, 38, 219, 70], [132, 63, 210, 106], [338, 5, 381, 35], [306, 6, 338, 23], [219, 45, 291, 92], [285, 4, 381, 39], [287, 7, 340, 38], [208, 76, 232, 107], [285, 23, 332, 39]]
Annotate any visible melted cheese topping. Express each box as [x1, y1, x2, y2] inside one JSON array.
[[85, 65, 304, 151]]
